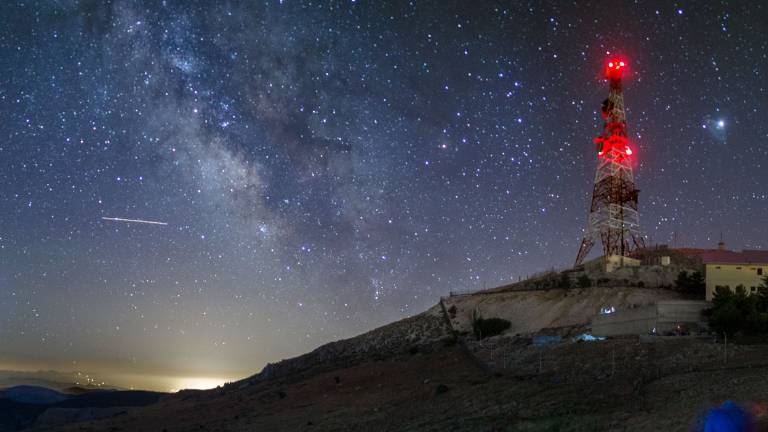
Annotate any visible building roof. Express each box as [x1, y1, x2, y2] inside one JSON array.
[[700, 250, 768, 265]]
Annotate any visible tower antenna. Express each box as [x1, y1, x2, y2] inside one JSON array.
[[575, 58, 645, 266]]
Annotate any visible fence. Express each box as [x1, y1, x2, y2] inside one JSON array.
[[473, 337, 765, 385]]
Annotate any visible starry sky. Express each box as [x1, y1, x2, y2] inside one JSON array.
[[1, 1, 767, 391]]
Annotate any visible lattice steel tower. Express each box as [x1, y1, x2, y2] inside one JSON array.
[[574, 59, 645, 266]]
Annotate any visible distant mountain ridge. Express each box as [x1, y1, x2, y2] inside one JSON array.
[[0, 385, 166, 431], [0, 386, 68, 405], [0, 370, 118, 393]]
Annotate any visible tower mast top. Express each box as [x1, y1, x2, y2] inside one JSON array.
[[605, 58, 626, 81]]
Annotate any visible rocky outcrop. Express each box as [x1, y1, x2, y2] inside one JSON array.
[[250, 305, 452, 383]]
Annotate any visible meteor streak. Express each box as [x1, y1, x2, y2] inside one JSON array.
[[101, 217, 168, 226]]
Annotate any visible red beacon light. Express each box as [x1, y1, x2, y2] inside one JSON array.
[[605, 59, 626, 80], [594, 135, 634, 158]]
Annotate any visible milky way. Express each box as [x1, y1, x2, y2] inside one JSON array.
[[1, 1, 767, 389]]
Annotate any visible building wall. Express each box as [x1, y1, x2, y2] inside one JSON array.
[[590, 300, 709, 337], [591, 305, 657, 337], [609, 265, 681, 288], [584, 255, 641, 274], [656, 300, 710, 333], [605, 255, 640, 273], [705, 263, 767, 300]]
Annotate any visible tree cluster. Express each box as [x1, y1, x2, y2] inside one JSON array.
[[707, 276, 768, 337], [674, 270, 705, 296]]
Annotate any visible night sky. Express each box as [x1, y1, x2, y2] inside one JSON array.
[[1, 1, 767, 391]]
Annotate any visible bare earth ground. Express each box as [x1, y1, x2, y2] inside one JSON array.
[[36, 290, 768, 432]]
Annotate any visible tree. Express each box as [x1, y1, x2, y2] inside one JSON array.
[[675, 271, 690, 291], [708, 285, 768, 337], [688, 271, 706, 295], [755, 276, 768, 312], [674, 270, 705, 296], [557, 272, 572, 289], [708, 286, 744, 337]]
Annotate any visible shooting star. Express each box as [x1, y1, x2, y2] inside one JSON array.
[[102, 217, 168, 226]]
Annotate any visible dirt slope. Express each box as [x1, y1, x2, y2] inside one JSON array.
[[38, 338, 768, 431]]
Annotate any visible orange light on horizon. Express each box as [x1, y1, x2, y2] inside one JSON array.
[[168, 376, 229, 393]]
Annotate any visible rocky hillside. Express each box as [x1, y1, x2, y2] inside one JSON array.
[[246, 304, 452, 384], [34, 285, 768, 431]]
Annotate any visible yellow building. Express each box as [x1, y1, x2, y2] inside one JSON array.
[[702, 250, 768, 301]]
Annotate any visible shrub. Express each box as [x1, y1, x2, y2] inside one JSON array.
[[675, 271, 689, 288], [577, 275, 592, 288], [471, 310, 511, 340], [557, 272, 572, 289]]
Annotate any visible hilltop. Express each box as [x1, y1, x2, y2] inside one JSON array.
[[33, 274, 768, 431]]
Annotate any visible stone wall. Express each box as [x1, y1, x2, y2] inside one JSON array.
[[585, 264, 693, 289]]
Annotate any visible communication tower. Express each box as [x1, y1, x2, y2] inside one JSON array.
[[574, 59, 645, 266]]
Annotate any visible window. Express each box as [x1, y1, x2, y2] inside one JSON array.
[[759, 268, 764, 276]]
